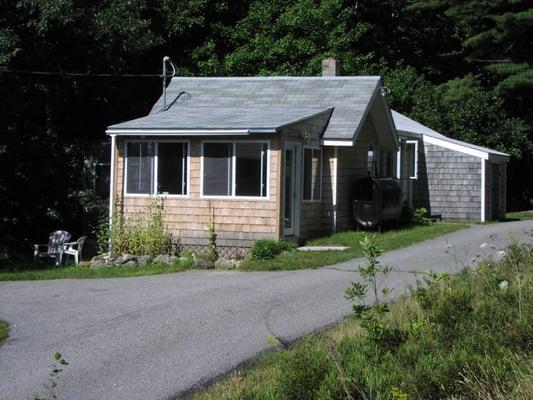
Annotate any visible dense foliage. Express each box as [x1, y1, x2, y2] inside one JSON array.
[[1, 0, 531, 249]]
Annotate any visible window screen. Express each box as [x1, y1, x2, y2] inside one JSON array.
[[126, 142, 154, 194], [236, 143, 267, 197], [203, 143, 233, 196], [157, 143, 187, 195]]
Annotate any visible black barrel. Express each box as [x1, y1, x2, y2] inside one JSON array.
[[352, 177, 401, 228]]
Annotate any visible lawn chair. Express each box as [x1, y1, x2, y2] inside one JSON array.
[[62, 236, 86, 266], [33, 230, 71, 267]]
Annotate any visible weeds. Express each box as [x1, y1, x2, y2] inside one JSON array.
[[98, 199, 173, 257], [32, 352, 69, 400]]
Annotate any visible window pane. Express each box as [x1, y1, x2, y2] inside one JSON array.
[[126, 142, 154, 194], [203, 143, 232, 196], [303, 148, 321, 200], [236, 143, 265, 197], [400, 142, 416, 178], [157, 143, 187, 195]]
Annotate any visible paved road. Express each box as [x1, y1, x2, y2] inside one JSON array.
[[1, 220, 532, 400]]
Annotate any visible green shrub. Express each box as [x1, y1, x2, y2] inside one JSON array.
[[276, 342, 331, 400], [250, 240, 295, 260], [412, 207, 432, 225], [98, 200, 173, 257]]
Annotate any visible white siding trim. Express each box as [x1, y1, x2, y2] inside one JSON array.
[[332, 146, 338, 234], [481, 159, 486, 222], [106, 129, 252, 136], [423, 135, 488, 160], [109, 134, 116, 226], [322, 140, 353, 147]]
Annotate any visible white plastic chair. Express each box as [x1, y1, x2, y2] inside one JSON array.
[[34, 231, 71, 266], [63, 236, 86, 266]]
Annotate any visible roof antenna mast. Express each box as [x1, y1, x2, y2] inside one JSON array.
[[162, 56, 177, 110]]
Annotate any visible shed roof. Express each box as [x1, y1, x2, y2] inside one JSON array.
[[138, 76, 382, 141], [107, 105, 333, 133], [392, 110, 509, 159]]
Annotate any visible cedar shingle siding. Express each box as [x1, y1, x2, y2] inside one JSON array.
[[413, 142, 481, 220]]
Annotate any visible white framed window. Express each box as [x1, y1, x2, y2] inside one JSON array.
[[303, 147, 322, 201], [400, 140, 418, 179], [125, 140, 188, 196], [201, 141, 269, 198]]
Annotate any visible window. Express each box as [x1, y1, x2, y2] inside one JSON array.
[[367, 143, 378, 177], [203, 142, 233, 196], [125, 141, 188, 195], [400, 140, 418, 179], [202, 141, 268, 198], [303, 148, 322, 201], [157, 143, 188, 195], [126, 142, 154, 194]]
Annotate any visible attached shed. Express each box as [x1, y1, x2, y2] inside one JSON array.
[[392, 111, 509, 221]]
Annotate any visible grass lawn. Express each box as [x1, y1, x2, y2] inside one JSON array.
[[506, 210, 533, 221], [239, 223, 467, 271], [0, 320, 8, 344], [187, 241, 533, 400], [0, 223, 466, 280], [0, 261, 192, 282]]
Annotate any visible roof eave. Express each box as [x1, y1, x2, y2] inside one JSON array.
[[105, 128, 274, 136]]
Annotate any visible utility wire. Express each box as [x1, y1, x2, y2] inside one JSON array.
[[0, 68, 166, 78]]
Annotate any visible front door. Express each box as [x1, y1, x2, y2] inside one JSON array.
[[283, 144, 300, 236]]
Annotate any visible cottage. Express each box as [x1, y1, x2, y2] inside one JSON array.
[[392, 111, 509, 221], [106, 58, 507, 254]]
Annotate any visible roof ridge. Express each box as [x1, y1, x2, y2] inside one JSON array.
[[170, 76, 381, 81]]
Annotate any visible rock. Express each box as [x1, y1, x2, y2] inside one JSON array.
[[194, 259, 215, 269], [169, 255, 178, 264], [154, 254, 171, 264], [137, 255, 153, 266], [124, 260, 138, 267], [114, 254, 136, 265]]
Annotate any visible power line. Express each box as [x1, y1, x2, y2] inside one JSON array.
[[0, 68, 165, 78]]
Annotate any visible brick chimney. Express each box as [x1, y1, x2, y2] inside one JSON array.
[[322, 57, 340, 76]]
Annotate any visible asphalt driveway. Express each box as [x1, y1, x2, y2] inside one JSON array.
[[0, 220, 532, 400]]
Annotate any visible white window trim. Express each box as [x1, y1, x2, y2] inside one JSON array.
[[302, 146, 323, 203], [124, 139, 190, 198], [403, 140, 418, 180], [200, 140, 270, 200]]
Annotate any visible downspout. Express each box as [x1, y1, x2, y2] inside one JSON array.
[[109, 134, 117, 235], [332, 146, 338, 233], [480, 159, 486, 222]]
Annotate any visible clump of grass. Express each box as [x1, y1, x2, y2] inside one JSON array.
[[188, 241, 533, 400], [0, 320, 9, 344]]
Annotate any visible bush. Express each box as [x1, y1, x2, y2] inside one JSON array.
[[412, 207, 432, 225], [250, 240, 295, 260], [97, 200, 173, 257], [276, 342, 332, 400]]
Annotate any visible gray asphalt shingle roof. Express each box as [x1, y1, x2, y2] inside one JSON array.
[[108, 106, 333, 132], [126, 76, 381, 141], [392, 110, 509, 157]]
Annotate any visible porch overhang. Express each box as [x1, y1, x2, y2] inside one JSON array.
[[106, 106, 334, 137]]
